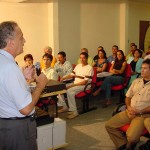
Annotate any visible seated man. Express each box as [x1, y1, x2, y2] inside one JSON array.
[[41, 53, 58, 80], [60, 52, 94, 119], [107, 45, 118, 63], [54, 51, 73, 109], [41, 46, 57, 69], [105, 59, 150, 150], [126, 44, 137, 61], [77, 48, 93, 66], [54, 51, 72, 81]]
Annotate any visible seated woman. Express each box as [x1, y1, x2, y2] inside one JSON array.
[[125, 49, 143, 92], [93, 46, 104, 63], [41, 53, 58, 80], [93, 50, 127, 107], [22, 54, 36, 83], [93, 49, 108, 73]]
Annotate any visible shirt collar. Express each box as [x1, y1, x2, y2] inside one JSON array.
[[58, 60, 66, 65], [0, 49, 15, 63], [42, 67, 52, 72]]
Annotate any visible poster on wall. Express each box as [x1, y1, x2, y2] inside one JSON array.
[[139, 21, 150, 53]]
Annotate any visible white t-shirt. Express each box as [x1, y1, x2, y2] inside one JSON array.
[[71, 64, 93, 84]]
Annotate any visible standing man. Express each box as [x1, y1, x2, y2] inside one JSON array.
[[0, 21, 48, 150], [105, 59, 150, 150], [41, 46, 57, 68]]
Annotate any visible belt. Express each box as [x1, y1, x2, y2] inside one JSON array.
[[0, 113, 36, 121]]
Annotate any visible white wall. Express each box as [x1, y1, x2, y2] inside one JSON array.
[[58, 0, 120, 64], [128, 1, 150, 50], [1, 0, 150, 66], [80, 0, 120, 59], [0, 2, 49, 66]]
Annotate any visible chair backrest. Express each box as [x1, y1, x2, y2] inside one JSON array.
[[92, 67, 97, 84], [125, 64, 132, 78]]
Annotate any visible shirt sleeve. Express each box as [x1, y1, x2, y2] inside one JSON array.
[[51, 70, 58, 80], [126, 79, 136, 98], [63, 62, 73, 77]]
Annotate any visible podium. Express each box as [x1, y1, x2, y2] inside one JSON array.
[[37, 118, 67, 150]]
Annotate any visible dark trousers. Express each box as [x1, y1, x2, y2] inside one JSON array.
[[101, 75, 124, 100], [0, 118, 37, 150]]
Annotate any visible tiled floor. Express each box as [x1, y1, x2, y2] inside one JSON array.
[[57, 94, 149, 150], [38, 93, 149, 150]]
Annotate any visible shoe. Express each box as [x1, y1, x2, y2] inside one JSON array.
[[67, 111, 74, 115], [58, 107, 68, 113], [92, 88, 101, 96], [67, 112, 79, 119]]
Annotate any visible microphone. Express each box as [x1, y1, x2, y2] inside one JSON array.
[[35, 62, 41, 76]]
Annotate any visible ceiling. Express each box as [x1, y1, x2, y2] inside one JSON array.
[[0, 0, 150, 4]]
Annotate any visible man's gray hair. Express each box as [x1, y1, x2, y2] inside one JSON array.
[[0, 21, 18, 49], [44, 46, 52, 52]]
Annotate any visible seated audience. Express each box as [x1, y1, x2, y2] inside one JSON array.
[[54, 51, 72, 81], [93, 46, 104, 63], [107, 45, 118, 63], [105, 59, 150, 150], [77, 48, 93, 66], [22, 54, 36, 83], [59, 52, 94, 119], [41, 46, 57, 69], [41, 53, 58, 80], [93, 49, 108, 73], [93, 50, 127, 107], [126, 49, 143, 91], [126, 44, 137, 61]]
